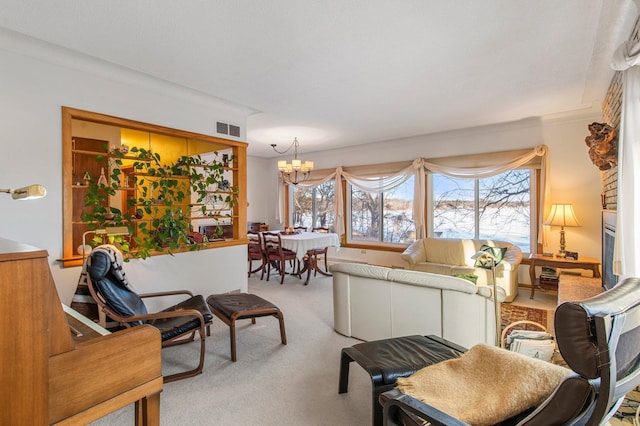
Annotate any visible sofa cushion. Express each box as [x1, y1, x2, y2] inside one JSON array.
[[424, 238, 465, 266]]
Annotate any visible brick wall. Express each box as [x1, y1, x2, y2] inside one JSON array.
[[599, 17, 640, 210]]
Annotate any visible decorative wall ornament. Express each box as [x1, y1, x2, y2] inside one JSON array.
[[585, 122, 618, 170]]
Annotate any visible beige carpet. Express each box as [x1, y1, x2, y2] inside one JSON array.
[[89, 273, 372, 426], [86, 277, 628, 425]]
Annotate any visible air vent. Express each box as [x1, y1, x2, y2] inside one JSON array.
[[216, 121, 241, 137], [216, 122, 229, 135]]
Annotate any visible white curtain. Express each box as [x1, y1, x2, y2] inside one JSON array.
[[276, 145, 549, 244], [337, 162, 419, 238], [420, 145, 550, 245], [611, 40, 640, 277]]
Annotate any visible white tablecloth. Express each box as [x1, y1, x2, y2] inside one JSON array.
[[279, 232, 340, 260]]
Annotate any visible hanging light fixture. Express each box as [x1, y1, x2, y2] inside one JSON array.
[[271, 137, 314, 185]]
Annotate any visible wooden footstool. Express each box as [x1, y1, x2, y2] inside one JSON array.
[[206, 293, 287, 361]]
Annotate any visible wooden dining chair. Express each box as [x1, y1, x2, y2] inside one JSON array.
[[311, 227, 330, 275], [247, 231, 266, 279], [261, 232, 299, 284]]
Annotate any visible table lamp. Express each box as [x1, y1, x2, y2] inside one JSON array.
[[544, 203, 581, 258]]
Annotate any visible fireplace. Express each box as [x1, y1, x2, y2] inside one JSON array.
[[602, 210, 618, 290]]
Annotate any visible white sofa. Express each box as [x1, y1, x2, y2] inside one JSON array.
[[331, 263, 505, 349], [401, 238, 522, 302]]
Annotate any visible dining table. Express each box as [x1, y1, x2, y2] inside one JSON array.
[[279, 231, 340, 285]]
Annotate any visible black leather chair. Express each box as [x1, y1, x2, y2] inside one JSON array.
[[379, 277, 640, 426], [84, 245, 214, 383]]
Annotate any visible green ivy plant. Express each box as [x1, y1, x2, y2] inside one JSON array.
[[82, 146, 238, 259]]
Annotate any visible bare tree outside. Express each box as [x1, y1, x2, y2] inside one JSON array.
[[432, 169, 531, 251], [293, 181, 335, 231], [350, 176, 415, 243], [293, 186, 313, 228], [315, 181, 335, 229], [351, 189, 380, 241]]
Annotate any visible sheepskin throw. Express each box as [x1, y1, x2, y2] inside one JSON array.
[[395, 344, 571, 425]]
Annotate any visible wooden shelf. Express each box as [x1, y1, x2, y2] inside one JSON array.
[[188, 215, 235, 220], [63, 107, 248, 267], [71, 148, 107, 156]]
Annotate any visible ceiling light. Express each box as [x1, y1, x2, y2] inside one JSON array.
[[271, 138, 314, 185]]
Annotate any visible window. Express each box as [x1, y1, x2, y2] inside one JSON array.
[[431, 169, 532, 252], [348, 175, 415, 244], [292, 180, 335, 231]]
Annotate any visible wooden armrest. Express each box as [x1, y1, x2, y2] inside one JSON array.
[[126, 308, 207, 324], [49, 325, 163, 424], [139, 289, 195, 298], [381, 390, 468, 426]]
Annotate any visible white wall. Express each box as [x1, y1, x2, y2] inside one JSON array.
[[246, 156, 272, 224], [262, 114, 605, 273], [0, 30, 251, 305]]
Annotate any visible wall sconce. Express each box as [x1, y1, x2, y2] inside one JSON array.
[[544, 203, 581, 258], [0, 184, 47, 200]]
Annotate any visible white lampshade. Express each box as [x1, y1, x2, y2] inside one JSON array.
[[277, 160, 287, 171], [292, 159, 302, 170], [544, 204, 581, 227]]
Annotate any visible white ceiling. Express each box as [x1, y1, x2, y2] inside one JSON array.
[[0, 0, 637, 157]]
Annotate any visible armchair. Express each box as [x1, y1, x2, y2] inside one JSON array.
[[380, 277, 640, 426], [84, 245, 214, 382]]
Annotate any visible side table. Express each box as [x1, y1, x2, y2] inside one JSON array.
[[529, 254, 601, 299]]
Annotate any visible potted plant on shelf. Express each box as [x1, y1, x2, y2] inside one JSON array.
[[82, 146, 237, 259]]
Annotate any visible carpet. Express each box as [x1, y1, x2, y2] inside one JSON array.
[[501, 304, 549, 334]]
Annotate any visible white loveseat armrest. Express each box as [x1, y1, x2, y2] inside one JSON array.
[[400, 239, 426, 265], [500, 244, 523, 272]]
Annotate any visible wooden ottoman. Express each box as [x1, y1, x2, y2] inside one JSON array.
[[206, 293, 287, 361]]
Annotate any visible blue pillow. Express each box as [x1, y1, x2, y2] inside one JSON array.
[[474, 244, 507, 269]]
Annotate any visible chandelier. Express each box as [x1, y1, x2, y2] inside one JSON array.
[[271, 137, 314, 185]]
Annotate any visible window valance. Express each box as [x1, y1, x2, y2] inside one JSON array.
[[277, 144, 549, 246]]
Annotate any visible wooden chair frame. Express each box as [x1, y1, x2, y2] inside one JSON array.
[[86, 275, 211, 383]]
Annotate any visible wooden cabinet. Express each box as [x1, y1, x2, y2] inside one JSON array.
[[61, 107, 248, 267]]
